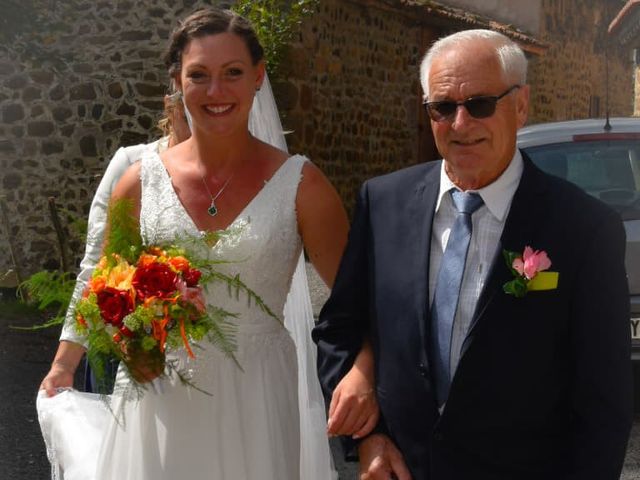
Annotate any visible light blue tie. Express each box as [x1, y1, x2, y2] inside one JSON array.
[[431, 190, 484, 407]]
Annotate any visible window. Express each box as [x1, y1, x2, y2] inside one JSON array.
[[525, 139, 640, 220]]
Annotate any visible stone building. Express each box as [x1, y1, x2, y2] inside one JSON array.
[[609, 0, 640, 115], [528, 0, 633, 121], [280, 0, 633, 214], [0, 0, 635, 277]]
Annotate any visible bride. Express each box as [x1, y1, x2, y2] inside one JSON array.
[[38, 7, 376, 480]]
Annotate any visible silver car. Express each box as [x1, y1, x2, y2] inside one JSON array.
[[518, 117, 640, 360]]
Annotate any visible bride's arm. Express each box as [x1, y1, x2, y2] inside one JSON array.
[[296, 162, 348, 286], [39, 162, 143, 396], [40, 150, 142, 397], [109, 162, 142, 215], [40, 341, 86, 396], [297, 162, 378, 438]]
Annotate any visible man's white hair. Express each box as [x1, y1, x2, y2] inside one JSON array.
[[419, 29, 528, 98]]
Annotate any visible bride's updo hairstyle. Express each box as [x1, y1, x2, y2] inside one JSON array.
[[164, 8, 265, 77]]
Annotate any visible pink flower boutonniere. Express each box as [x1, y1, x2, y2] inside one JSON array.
[[503, 246, 559, 298]]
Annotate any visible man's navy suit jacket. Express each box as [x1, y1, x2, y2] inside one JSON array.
[[313, 154, 633, 480]]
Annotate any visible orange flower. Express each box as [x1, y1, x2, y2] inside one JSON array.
[[137, 253, 158, 267], [168, 255, 190, 273], [90, 276, 107, 293], [96, 256, 108, 271], [147, 246, 166, 257]]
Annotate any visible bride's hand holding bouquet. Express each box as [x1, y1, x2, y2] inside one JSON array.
[[76, 244, 209, 385], [74, 199, 265, 392]]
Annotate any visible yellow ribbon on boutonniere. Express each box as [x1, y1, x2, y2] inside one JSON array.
[[503, 246, 558, 298], [527, 271, 559, 291]]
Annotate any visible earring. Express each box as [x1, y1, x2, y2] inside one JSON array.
[[167, 90, 182, 103]]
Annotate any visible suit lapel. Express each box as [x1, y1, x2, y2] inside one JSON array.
[[460, 155, 549, 358], [411, 163, 441, 366]]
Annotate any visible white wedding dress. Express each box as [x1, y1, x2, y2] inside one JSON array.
[[37, 151, 337, 480]]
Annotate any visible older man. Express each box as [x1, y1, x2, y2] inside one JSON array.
[[313, 29, 632, 479]]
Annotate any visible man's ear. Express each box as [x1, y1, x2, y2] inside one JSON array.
[[516, 84, 530, 129]]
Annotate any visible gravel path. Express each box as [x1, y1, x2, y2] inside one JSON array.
[[0, 297, 65, 479]]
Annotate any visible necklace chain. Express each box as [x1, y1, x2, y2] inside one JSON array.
[[200, 171, 233, 217]]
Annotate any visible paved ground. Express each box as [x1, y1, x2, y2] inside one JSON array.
[[0, 275, 359, 480], [306, 266, 359, 479], [0, 296, 63, 479], [2, 268, 640, 479]]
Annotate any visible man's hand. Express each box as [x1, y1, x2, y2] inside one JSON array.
[[358, 433, 412, 480]]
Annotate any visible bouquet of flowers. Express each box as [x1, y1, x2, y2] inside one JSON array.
[[74, 199, 275, 391]]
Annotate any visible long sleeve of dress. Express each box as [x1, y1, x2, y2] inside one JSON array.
[[59, 141, 160, 345]]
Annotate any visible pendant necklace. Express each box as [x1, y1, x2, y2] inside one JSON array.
[[200, 171, 233, 217]]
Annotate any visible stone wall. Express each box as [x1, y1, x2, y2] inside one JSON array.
[[0, 0, 636, 276], [278, 0, 431, 215], [444, 0, 542, 33], [280, 0, 636, 213], [528, 0, 634, 122], [636, 64, 640, 116], [0, 0, 220, 276]]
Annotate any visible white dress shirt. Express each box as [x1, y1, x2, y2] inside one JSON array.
[[429, 150, 524, 378]]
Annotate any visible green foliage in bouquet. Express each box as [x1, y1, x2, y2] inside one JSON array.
[[75, 199, 277, 394], [103, 198, 143, 265]]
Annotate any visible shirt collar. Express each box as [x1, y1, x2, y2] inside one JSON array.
[[435, 149, 524, 222]]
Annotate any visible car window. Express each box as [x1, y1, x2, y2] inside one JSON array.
[[523, 140, 640, 220]]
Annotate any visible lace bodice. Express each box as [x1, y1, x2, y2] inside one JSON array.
[[139, 152, 307, 348]]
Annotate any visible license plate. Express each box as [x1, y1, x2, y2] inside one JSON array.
[[632, 318, 640, 339]]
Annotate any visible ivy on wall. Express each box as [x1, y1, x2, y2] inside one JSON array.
[[231, 0, 319, 79]]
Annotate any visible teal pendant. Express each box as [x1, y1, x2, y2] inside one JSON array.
[[207, 201, 218, 217]]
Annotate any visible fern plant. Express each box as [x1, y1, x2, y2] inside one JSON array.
[[17, 203, 87, 327], [16, 270, 75, 328]]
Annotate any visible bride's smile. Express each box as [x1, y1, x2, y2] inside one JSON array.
[[178, 32, 265, 139], [204, 103, 234, 115]]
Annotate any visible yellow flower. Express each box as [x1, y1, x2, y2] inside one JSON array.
[[106, 259, 136, 290]]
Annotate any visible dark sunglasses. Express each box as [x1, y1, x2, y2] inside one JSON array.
[[423, 85, 521, 122]]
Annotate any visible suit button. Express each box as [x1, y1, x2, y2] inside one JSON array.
[[418, 363, 428, 377], [434, 432, 444, 442]]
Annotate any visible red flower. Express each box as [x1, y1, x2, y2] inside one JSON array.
[[96, 287, 134, 326], [183, 268, 202, 287], [119, 325, 134, 338], [132, 261, 178, 300]]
